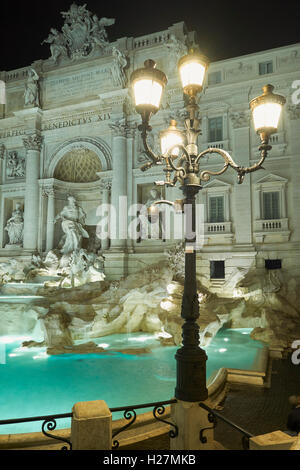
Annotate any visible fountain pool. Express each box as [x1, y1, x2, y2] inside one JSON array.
[[0, 328, 265, 434]]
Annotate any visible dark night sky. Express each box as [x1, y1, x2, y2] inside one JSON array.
[[1, 0, 300, 71]]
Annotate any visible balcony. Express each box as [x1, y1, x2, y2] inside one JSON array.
[[204, 221, 234, 245], [252, 132, 287, 158], [253, 218, 290, 243], [199, 140, 230, 156]]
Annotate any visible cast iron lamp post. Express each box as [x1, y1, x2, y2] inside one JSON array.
[[130, 51, 286, 402]]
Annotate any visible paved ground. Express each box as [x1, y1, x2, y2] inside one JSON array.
[[214, 354, 300, 450], [121, 354, 300, 450]]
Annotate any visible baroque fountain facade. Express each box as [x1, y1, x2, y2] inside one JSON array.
[[0, 3, 300, 357]]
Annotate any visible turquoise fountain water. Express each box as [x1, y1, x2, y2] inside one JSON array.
[[0, 328, 264, 434]]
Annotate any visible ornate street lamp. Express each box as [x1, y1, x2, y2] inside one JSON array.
[[130, 51, 286, 402]]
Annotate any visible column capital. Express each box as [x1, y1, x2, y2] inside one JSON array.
[[99, 178, 112, 191], [42, 187, 55, 198], [287, 104, 300, 120], [23, 134, 43, 151], [109, 119, 137, 138]]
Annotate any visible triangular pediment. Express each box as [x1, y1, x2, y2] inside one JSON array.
[[255, 173, 288, 184], [202, 178, 231, 189]]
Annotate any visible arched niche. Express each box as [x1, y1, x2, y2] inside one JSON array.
[[47, 137, 112, 180]]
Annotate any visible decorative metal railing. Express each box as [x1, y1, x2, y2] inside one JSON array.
[[0, 399, 178, 450], [110, 399, 178, 449], [199, 402, 254, 450], [0, 400, 254, 450], [0, 413, 73, 450]]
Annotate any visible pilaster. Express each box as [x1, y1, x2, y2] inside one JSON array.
[[231, 114, 252, 246], [287, 105, 300, 242], [23, 133, 43, 251]]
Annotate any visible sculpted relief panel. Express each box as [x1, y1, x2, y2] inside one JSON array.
[[6, 151, 26, 179], [40, 3, 128, 106], [43, 66, 113, 105]]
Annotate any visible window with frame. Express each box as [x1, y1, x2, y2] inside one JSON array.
[[210, 260, 225, 279], [263, 191, 280, 220], [259, 61, 273, 75], [208, 71, 222, 85], [208, 116, 223, 142], [265, 259, 282, 270], [209, 196, 225, 222]]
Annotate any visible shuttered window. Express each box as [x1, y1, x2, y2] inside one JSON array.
[[263, 192, 280, 219], [209, 196, 224, 222], [208, 117, 223, 142]]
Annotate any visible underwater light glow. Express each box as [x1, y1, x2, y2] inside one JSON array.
[[32, 352, 48, 360], [128, 335, 153, 343], [0, 329, 265, 434]]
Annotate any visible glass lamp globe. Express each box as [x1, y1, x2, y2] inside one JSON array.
[[130, 59, 168, 117], [178, 50, 208, 96], [160, 120, 184, 157], [250, 84, 286, 139]]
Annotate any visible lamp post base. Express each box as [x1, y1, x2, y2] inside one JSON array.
[[175, 345, 208, 402]]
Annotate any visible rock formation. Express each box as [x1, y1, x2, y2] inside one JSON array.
[[0, 250, 299, 355]]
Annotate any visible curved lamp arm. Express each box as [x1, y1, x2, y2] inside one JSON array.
[[140, 128, 162, 167], [196, 144, 271, 184], [164, 144, 190, 177]]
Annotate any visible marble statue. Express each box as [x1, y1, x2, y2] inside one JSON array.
[[90, 15, 115, 50], [111, 47, 127, 87], [0, 259, 26, 284], [42, 3, 115, 62], [139, 188, 163, 240], [57, 248, 105, 288], [4, 203, 24, 246], [41, 28, 68, 64], [24, 68, 40, 107], [54, 196, 89, 254], [6, 151, 25, 178], [165, 34, 188, 72]]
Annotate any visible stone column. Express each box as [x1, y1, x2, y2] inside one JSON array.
[[44, 188, 55, 252], [0, 144, 5, 185], [23, 134, 43, 251], [98, 179, 111, 251], [230, 111, 252, 246], [287, 105, 300, 242], [253, 184, 261, 219], [126, 126, 136, 252], [109, 121, 128, 250]]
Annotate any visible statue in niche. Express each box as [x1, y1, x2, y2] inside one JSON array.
[[6, 151, 25, 178], [24, 68, 40, 107], [138, 187, 164, 241], [4, 203, 24, 246], [111, 47, 127, 87], [54, 196, 89, 254]]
